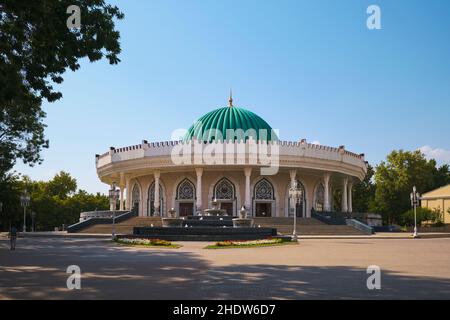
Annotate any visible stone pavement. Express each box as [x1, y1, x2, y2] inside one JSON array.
[[1, 237, 450, 299]]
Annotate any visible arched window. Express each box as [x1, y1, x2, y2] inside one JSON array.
[[176, 179, 195, 217], [254, 178, 275, 217], [214, 178, 235, 200], [254, 179, 274, 200], [314, 183, 325, 212], [176, 179, 195, 200], [131, 184, 140, 209], [148, 182, 164, 216], [213, 178, 236, 215]]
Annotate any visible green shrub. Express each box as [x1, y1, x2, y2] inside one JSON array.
[[400, 207, 440, 226]]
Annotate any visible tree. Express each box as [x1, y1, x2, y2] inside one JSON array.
[[0, 171, 109, 231], [46, 171, 77, 199], [0, 0, 124, 176], [371, 150, 445, 224], [352, 164, 376, 213]]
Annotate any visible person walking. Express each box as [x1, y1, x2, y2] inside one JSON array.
[[9, 226, 17, 250]]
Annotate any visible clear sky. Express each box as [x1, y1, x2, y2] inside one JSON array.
[[14, 0, 450, 194]]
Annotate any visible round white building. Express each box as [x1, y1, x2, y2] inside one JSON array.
[[96, 98, 367, 218]]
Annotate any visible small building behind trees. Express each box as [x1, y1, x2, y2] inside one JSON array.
[[421, 184, 450, 224]]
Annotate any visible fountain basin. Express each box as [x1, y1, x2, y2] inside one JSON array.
[[162, 217, 184, 228], [232, 218, 254, 228]]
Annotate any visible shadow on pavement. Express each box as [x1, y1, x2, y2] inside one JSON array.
[[1, 238, 450, 299]]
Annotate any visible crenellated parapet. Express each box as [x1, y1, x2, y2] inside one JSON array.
[[96, 138, 367, 181]]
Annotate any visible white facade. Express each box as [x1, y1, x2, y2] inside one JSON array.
[[96, 139, 367, 218]]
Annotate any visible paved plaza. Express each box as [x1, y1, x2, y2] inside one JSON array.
[[1, 236, 450, 299]]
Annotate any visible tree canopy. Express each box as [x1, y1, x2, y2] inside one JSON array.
[[0, 0, 123, 176], [371, 150, 450, 224], [0, 171, 109, 231]]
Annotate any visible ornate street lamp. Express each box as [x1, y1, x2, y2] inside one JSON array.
[[289, 181, 303, 242], [20, 189, 30, 233], [109, 182, 120, 239], [410, 186, 420, 239]]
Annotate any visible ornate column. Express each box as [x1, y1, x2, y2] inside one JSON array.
[[244, 168, 252, 210], [323, 173, 331, 212], [119, 173, 125, 211], [125, 177, 130, 210], [154, 171, 160, 216], [348, 181, 353, 213], [195, 168, 203, 214], [341, 177, 348, 213], [141, 181, 150, 217]]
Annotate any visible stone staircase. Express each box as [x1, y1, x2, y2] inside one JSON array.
[[253, 217, 367, 235], [74, 216, 366, 235], [76, 217, 162, 234]]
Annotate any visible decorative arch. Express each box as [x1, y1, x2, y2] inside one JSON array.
[[175, 178, 196, 216], [176, 179, 196, 200], [254, 178, 275, 200], [211, 177, 237, 215], [313, 182, 325, 212], [213, 178, 235, 200], [147, 181, 165, 217], [131, 183, 141, 212], [285, 180, 307, 218], [253, 178, 276, 217]]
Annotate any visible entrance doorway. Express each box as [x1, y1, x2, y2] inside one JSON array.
[[220, 202, 234, 216], [255, 203, 272, 217], [179, 203, 194, 217]]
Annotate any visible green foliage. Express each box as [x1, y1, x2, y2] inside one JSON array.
[[0, 0, 123, 176], [370, 150, 450, 224], [399, 207, 440, 226], [0, 171, 108, 231], [46, 171, 77, 199], [352, 164, 376, 213]]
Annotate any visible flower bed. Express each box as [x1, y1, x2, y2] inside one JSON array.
[[206, 237, 294, 249], [114, 237, 180, 248]]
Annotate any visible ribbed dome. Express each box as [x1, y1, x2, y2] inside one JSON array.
[[184, 106, 276, 143]]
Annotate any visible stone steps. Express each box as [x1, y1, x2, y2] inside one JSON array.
[[76, 216, 365, 236], [79, 217, 162, 234], [253, 217, 365, 235]]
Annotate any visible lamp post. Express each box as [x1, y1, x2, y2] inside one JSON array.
[[20, 189, 30, 233], [289, 181, 303, 242], [0, 201, 3, 230], [31, 211, 36, 232], [410, 186, 420, 239], [109, 182, 120, 239]]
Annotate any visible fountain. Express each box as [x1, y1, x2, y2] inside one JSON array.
[[203, 199, 228, 216], [233, 206, 254, 228], [133, 202, 276, 241], [162, 208, 184, 228]]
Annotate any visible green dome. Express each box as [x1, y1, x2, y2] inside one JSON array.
[[184, 106, 276, 143]]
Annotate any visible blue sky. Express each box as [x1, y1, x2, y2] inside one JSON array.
[[14, 0, 450, 193]]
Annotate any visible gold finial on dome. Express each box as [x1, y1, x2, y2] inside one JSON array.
[[228, 89, 233, 107]]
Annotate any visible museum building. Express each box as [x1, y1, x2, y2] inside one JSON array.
[[95, 95, 368, 218]]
